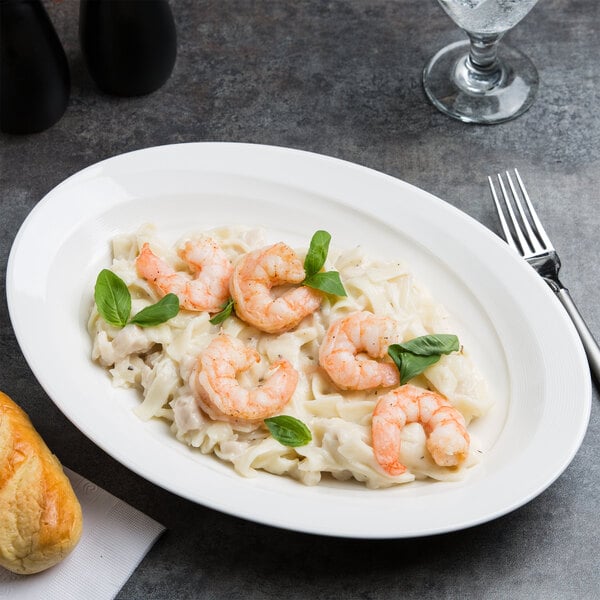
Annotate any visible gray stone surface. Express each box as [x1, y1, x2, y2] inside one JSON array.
[[1, 0, 598, 598]]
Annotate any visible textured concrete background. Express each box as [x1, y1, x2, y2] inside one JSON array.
[[1, 0, 599, 598]]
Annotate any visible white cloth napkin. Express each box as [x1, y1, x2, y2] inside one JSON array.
[[0, 468, 165, 600]]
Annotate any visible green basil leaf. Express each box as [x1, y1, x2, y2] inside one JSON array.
[[209, 298, 235, 325], [303, 271, 347, 297], [94, 269, 131, 328], [388, 346, 442, 384], [129, 293, 180, 327], [264, 415, 312, 447], [394, 334, 460, 357], [303, 230, 331, 278]]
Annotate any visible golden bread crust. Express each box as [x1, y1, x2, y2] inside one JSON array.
[[0, 391, 82, 574]]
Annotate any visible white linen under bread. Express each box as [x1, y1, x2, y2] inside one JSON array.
[[0, 468, 165, 600], [88, 225, 491, 488]]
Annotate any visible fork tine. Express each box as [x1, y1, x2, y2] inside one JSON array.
[[492, 173, 532, 254], [513, 169, 554, 251], [488, 176, 515, 248], [506, 171, 545, 254]]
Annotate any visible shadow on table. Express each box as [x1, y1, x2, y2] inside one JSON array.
[[121, 473, 577, 599]]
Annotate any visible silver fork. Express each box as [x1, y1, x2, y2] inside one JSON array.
[[489, 169, 600, 383]]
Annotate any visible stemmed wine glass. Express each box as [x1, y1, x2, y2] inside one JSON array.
[[423, 0, 542, 124]]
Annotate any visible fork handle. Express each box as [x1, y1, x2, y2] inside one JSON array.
[[554, 286, 600, 383]]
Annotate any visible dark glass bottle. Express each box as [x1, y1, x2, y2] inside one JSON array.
[[79, 0, 177, 96], [0, 0, 70, 134]]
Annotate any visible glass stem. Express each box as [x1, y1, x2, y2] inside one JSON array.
[[467, 32, 503, 73], [458, 32, 505, 91]]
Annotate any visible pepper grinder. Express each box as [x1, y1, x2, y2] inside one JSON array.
[[79, 0, 177, 96], [0, 0, 71, 134]]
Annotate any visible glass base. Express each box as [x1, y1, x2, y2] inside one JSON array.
[[423, 40, 539, 124]]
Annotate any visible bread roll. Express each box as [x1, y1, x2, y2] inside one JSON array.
[[0, 391, 82, 574]]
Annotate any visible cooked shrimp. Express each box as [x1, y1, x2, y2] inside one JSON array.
[[318, 311, 401, 390], [193, 334, 298, 422], [230, 242, 322, 334], [371, 384, 470, 476], [135, 239, 233, 312]]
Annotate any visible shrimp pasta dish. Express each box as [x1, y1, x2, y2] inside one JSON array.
[[88, 224, 491, 488]]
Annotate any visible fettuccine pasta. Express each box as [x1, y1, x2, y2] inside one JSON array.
[[88, 225, 491, 488]]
